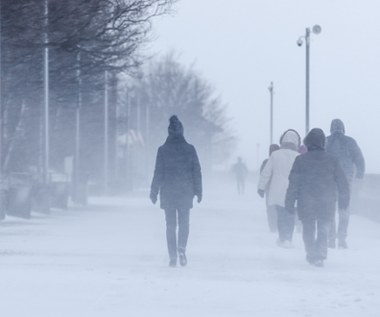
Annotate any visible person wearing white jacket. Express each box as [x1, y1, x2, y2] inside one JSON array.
[[257, 129, 301, 247]]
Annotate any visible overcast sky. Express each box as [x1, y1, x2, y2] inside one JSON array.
[[150, 0, 380, 172]]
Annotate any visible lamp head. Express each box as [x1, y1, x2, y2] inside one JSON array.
[[297, 38, 303, 47], [312, 24, 322, 34]]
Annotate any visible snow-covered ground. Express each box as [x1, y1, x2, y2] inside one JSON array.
[[0, 179, 379, 317]]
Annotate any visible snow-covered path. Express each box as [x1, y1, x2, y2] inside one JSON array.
[[0, 180, 379, 317]]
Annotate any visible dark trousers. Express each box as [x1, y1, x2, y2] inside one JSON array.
[[276, 206, 295, 242], [164, 208, 190, 260], [302, 214, 329, 262], [328, 208, 350, 243], [329, 180, 352, 243]]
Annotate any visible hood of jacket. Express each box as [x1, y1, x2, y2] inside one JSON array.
[[280, 129, 300, 151], [330, 118, 345, 135], [304, 128, 325, 151]]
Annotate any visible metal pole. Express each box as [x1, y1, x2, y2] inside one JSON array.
[[43, 0, 49, 184], [0, 0, 2, 212], [74, 52, 81, 198], [145, 102, 150, 146], [136, 94, 141, 133], [305, 27, 310, 135], [256, 143, 260, 172], [125, 89, 130, 188], [104, 70, 109, 194], [268, 82, 274, 145], [115, 76, 119, 179]]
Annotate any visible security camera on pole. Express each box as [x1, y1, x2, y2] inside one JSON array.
[[297, 25, 321, 135]]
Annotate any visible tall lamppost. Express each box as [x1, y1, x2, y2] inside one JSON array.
[[104, 70, 109, 194], [0, 0, 3, 216], [268, 81, 274, 145], [297, 24, 321, 135], [74, 51, 82, 201], [43, 0, 50, 185]]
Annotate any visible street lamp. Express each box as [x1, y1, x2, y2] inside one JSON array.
[[297, 24, 321, 135], [104, 70, 109, 194], [43, 0, 50, 185]]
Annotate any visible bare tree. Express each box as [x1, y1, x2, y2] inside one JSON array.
[[0, 0, 175, 175], [125, 53, 236, 172]]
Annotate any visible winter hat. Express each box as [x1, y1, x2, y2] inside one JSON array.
[[168, 115, 184, 136], [330, 119, 345, 134], [280, 129, 301, 149], [304, 128, 325, 151], [269, 144, 280, 155]]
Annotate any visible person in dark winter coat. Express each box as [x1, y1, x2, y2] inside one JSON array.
[[259, 144, 280, 232], [232, 157, 248, 195], [326, 119, 365, 249], [150, 115, 202, 267], [285, 128, 350, 267]]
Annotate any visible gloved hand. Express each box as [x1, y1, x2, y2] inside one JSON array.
[[196, 194, 202, 203], [150, 192, 157, 204], [257, 189, 265, 198]]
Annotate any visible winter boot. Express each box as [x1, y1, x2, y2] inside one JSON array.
[[179, 252, 187, 267], [306, 254, 316, 265], [313, 259, 324, 267], [169, 258, 177, 267]]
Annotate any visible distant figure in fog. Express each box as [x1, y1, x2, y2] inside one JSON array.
[[232, 157, 248, 195], [286, 128, 350, 267], [150, 115, 202, 268], [259, 144, 280, 232], [326, 119, 365, 249], [257, 129, 300, 248]]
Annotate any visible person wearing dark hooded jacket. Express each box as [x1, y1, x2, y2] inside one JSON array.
[[285, 128, 350, 267], [150, 115, 202, 267], [258, 129, 301, 247], [326, 119, 365, 249]]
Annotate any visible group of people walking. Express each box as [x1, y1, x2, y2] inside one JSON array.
[[149, 115, 364, 269], [258, 119, 365, 267]]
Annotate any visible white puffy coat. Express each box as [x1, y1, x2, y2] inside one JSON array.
[[258, 131, 300, 207]]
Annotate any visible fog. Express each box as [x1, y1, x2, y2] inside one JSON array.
[[1, 1, 380, 316], [151, 0, 380, 172], [1, 177, 380, 316]]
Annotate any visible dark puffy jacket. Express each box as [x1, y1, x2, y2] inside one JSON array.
[[285, 128, 350, 220], [150, 135, 202, 210], [326, 119, 365, 181]]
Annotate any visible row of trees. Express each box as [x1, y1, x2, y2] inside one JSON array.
[[0, 0, 234, 192], [1, 0, 174, 173]]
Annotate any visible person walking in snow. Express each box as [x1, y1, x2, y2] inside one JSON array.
[[285, 128, 350, 267], [259, 144, 280, 232], [232, 157, 249, 195], [150, 115, 202, 267], [326, 119, 365, 249], [257, 129, 300, 247]]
